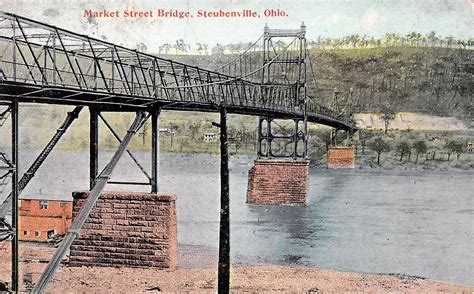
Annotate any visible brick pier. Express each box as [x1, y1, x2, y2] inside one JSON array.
[[247, 159, 309, 206], [69, 191, 177, 269], [328, 147, 355, 168]]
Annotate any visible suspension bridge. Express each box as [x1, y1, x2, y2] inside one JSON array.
[[0, 11, 357, 293]]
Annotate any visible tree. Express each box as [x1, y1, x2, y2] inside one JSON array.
[[444, 36, 454, 48], [358, 130, 374, 155], [379, 106, 396, 134], [226, 43, 240, 54], [188, 122, 201, 141], [136, 42, 147, 53], [445, 140, 463, 161], [396, 141, 411, 161], [241, 128, 255, 150], [211, 43, 225, 55], [168, 123, 180, 148], [316, 129, 332, 153], [369, 137, 391, 165], [454, 143, 464, 160], [228, 127, 243, 153], [412, 140, 427, 163], [159, 43, 171, 54], [196, 43, 208, 55], [426, 31, 438, 47], [173, 39, 190, 54], [445, 140, 456, 161]]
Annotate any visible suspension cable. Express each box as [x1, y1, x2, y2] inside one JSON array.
[[156, 37, 298, 90], [213, 34, 263, 72]]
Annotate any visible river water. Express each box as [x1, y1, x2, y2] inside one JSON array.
[[6, 150, 474, 285]]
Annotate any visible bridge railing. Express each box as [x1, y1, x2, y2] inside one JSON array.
[[0, 12, 355, 129], [306, 98, 356, 127]]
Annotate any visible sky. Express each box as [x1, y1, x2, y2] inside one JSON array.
[[0, 0, 472, 52]]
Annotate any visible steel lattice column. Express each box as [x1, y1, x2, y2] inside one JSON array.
[[217, 104, 230, 292], [151, 110, 160, 193], [89, 108, 99, 190], [11, 101, 19, 292], [258, 23, 308, 159]]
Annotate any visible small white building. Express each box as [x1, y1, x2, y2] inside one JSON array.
[[159, 128, 176, 136], [203, 132, 217, 142]]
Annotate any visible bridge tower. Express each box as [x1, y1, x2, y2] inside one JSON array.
[[257, 23, 308, 159], [247, 24, 310, 206]]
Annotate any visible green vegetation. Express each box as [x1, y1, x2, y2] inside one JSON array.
[[308, 46, 473, 122], [311, 128, 473, 169]]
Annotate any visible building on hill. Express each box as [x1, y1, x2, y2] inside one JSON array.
[[203, 132, 217, 142], [19, 195, 72, 242]]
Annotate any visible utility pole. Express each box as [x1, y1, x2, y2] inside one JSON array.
[[11, 101, 19, 293], [213, 104, 230, 292]]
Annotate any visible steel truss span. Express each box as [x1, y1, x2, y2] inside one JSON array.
[[0, 11, 356, 131]]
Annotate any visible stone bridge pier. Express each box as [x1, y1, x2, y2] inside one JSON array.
[[246, 117, 310, 206], [69, 191, 177, 269], [327, 128, 356, 169], [247, 159, 309, 205]]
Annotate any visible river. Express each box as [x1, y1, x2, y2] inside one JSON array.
[[5, 150, 473, 285]]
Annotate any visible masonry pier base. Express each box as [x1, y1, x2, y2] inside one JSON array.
[[69, 191, 177, 269], [327, 147, 356, 169], [247, 159, 309, 206]]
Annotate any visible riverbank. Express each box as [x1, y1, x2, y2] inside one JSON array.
[[0, 243, 472, 293]]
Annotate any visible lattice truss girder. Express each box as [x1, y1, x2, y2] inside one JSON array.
[[0, 13, 298, 111], [0, 12, 356, 130]]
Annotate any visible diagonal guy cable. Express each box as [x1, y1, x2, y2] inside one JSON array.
[[32, 111, 147, 293]]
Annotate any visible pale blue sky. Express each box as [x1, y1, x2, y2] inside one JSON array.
[[1, 0, 472, 51]]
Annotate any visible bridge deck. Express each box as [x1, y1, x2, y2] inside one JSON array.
[[0, 12, 356, 131]]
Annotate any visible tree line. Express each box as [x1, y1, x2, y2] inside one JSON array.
[[143, 31, 473, 55]]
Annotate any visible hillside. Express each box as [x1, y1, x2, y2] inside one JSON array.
[[310, 47, 473, 120], [169, 46, 473, 125], [0, 46, 472, 156]]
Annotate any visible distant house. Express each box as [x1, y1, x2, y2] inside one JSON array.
[[159, 128, 176, 136], [19, 196, 73, 242], [468, 142, 473, 153], [203, 132, 217, 142]]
